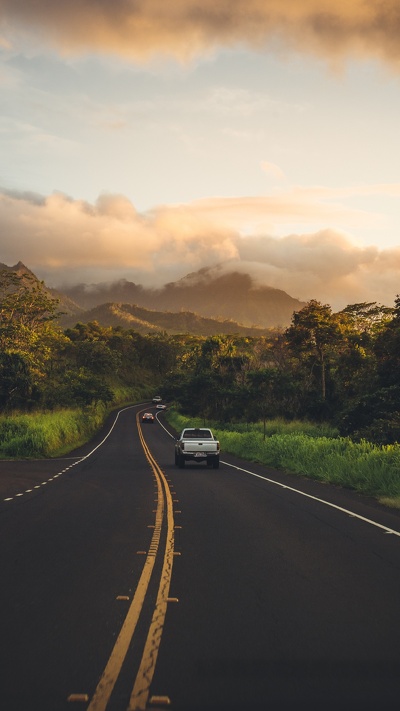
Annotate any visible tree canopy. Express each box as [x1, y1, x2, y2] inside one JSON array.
[[1, 272, 399, 445]]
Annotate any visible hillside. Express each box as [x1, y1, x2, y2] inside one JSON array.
[[0, 261, 83, 319], [1, 261, 305, 331], [59, 302, 271, 336], [61, 266, 305, 328]]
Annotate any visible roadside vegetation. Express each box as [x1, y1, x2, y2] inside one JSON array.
[[1, 268, 400, 506], [166, 408, 400, 507], [0, 406, 107, 458], [0, 269, 178, 456]]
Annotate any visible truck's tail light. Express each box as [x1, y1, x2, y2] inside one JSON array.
[[181, 442, 184, 450], [217, 442, 220, 451]]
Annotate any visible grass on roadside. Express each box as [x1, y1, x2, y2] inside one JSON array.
[[165, 408, 400, 507], [0, 379, 154, 459], [0, 383, 154, 458], [2, 399, 399, 509], [0, 405, 108, 458]]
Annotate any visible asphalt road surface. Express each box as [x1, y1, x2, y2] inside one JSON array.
[[1, 404, 400, 711]]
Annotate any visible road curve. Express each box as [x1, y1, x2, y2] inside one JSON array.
[[1, 406, 400, 711]]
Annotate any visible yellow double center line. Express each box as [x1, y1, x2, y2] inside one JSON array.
[[88, 413, 175, 711]]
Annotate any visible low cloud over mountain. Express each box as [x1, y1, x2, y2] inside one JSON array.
[[1, 188, 399, 311], [61, 266, 305, 329], [2, 261, 305, 330]]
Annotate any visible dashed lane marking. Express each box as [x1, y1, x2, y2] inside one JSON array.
[[1, 403, 147, 504]]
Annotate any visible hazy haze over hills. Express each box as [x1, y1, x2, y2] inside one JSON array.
[[1, 261, 305, 332], [60, 265, 306, 329]]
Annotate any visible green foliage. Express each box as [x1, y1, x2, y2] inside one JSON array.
[[165, 407, 400, 503], [0, 351, 34, 408], [165, 407, 338, 438], [0, 405, 107, 457], [2, 278, 400, 453], [0, 270, 61, 343], [164, 298, 400, 444], [220, 431, 400, 498], [339, 386, 400, 444], [0, 270, 65, 409]]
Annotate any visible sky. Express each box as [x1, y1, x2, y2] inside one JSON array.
[[1, 1, 400, 310]]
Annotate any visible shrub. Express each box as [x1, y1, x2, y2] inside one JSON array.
[[165, 407, 400, 503]]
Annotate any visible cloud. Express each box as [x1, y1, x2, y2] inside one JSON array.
[[261, 162, 286, 181], [232, 231, 381, 307], [1, 186, 400, 309], [2, 1, 400, 66], [0, 189, 239, 285], [174, 186, 387, 234]]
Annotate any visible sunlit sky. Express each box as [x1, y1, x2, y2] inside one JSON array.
[[1, 1, 400, 310]]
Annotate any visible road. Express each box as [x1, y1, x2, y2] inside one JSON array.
[[1, 403, 400, 711]]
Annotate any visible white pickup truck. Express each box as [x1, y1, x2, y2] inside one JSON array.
[[174, 427, 220, 469]]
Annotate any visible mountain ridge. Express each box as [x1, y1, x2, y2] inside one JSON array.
[[59, 266, 306, 328], [60, 302, 273, 336], [0, 261, 83, 317], [1, 262, 306, 333]]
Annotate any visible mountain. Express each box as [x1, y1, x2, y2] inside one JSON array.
[[1, 261, 306, 332], [0, 261, 83, 319], [61, 266, 306, 328], [0, 262, 273, 335]]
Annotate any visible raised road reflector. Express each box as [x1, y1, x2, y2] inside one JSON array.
[[67, 693, 89, 703], [149, 695, 171, 706]]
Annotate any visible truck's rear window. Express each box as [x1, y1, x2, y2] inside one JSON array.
[[182, 430, 212, 439]]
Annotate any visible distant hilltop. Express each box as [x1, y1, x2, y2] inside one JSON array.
[[0, 261, 83, 319], [1, 262, 306, 333], [60, 265, 306, 329]]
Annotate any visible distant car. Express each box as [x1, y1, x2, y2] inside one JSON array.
[[156, 404, 167, 410], [152, 396, 162, 404], [142, 412, 155, 423]]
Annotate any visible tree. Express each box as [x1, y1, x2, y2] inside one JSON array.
[[285, 300, 344, 414], [139, 332, 180, 375], [245, 369, 275, 436], [339, 385, 400, 444], [0, 270, 62, 409], [0, 352, 34, 409], [339, 302, 393, 337], [61, 369, 114, 408], [0, 270, 60, 352], [374, 295, 400, 388]]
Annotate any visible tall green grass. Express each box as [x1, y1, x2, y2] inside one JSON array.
[[110, 383, 153, 408], [165, 408, 400, 505], [0, 405, 108, 458], [0, 383, 155, 458]]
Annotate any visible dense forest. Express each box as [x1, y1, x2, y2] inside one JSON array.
[[1, 269, 399, 446]]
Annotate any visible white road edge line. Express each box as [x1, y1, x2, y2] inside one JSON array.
[[157, 419, 400, 538], [222, 460, 400, 538], [2, 403, 148, 504]]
